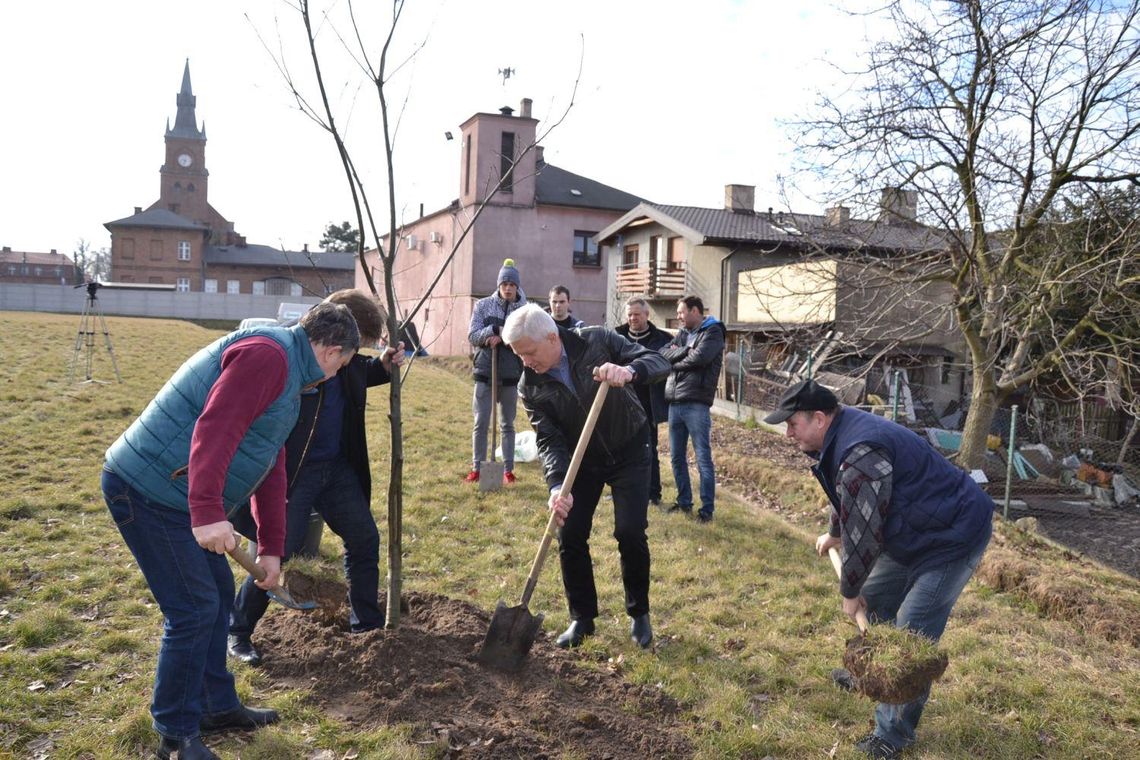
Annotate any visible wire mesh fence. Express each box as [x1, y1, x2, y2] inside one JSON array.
[[723, 347, 1140, 579]]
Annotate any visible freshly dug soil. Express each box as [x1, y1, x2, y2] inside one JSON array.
[[257, 591, 693, 759], [842, 630, 949, 704]]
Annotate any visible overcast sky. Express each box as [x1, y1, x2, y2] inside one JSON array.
[[0, 0, 883, 255]]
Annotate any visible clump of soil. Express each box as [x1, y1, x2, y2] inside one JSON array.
[[256, 591, 693, 758], [842, 628, 948, 704]]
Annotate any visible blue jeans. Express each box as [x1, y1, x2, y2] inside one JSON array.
[[668, 401, 715, 516], [101, 467, 241, 740], [231, 455, 382, 635], [863, 519, 992, 749]]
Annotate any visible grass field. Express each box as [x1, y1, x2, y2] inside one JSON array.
[[1, 310, 1138, 759]]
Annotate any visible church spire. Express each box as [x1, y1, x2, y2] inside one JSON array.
[[167, 59, 204, 140]]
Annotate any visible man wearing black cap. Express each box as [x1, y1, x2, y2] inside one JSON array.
[[766, 380, 993, 760]]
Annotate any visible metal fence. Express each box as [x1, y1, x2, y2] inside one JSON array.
[[724, 352, 1140, 579]]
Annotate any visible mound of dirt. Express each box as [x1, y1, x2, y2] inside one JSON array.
[[256, 591, 692, 759]]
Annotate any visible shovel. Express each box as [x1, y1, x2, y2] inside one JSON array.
[[827, 547, 947, 703], [228, 540, 317, 611], [479, 345, 505, 491], [478, 380, 611, 671]]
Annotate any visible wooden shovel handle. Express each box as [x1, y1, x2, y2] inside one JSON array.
[[228, 540, 267, 583], [828, 546, 869, 633], [519, 381, 610, 607], [490, 345, 499, 462]]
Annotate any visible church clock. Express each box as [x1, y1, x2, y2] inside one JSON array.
[[177, 153, 193, 167]]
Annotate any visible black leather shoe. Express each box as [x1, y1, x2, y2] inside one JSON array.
[[555, 619, 595, 649], [630, 613, 653, 648], [156, 736, 219, 760], [199, 704, 279, 735], [667, 503, 692, 514], [226, 634, 262, 666]]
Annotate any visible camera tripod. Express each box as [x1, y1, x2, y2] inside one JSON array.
[[70, 283, 122, 384]]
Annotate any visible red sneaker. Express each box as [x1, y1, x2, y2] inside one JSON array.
[[503, 471, 517, 485], [463, 470, 479, 483]]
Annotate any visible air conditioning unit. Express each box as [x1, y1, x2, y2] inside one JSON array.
[[405, 234, 418, 251], [429, 231, 443, 244]]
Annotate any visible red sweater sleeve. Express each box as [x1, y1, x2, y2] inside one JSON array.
[[188, 337, 289, 556]]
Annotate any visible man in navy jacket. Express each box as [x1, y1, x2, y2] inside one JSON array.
[[768, 380, 993, 760]]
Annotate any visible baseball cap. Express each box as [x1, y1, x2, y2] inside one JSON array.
[[763, 379, 839, 424]]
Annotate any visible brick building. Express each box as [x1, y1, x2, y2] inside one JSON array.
[[105, 61, 354, 296], [0, 247, 79, 285]]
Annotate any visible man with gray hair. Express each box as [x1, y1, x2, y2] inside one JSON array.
[[615, 297, 671, 506], [502, 303, 670, 649], [101, 302, 359, 760]]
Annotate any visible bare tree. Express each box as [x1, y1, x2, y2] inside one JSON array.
[[259, 0, 579, 625], [795, 0, 1140, 467], [72, 239, 109, 283]]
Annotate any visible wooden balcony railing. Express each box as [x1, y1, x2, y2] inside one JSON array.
[[615, 263, 687, 297]]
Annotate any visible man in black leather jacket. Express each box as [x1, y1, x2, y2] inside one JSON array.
[[229, 290, 403, 664], [615, 296, 672, 506], [502, 303, 670, 649]]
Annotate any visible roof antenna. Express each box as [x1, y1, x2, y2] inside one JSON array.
[[498, 67, 515, 85]]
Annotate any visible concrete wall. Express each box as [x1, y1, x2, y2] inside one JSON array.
[[0, 283, 320, 321]]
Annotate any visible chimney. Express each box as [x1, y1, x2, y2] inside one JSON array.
[[50, 248, 57, 255], [134, 206, 142, 214], [2, 246, 10, 253], [825, 206, 850, 227], [724, 184, 755, 214], [520, 98, 532, 118], [535, 145, 545, 165], [302, 243, 310, 253], [879, 187, 917, 224], [499, 105, 515, 117]]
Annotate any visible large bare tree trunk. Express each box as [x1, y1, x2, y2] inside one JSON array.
[[959, 369, 999, 471]]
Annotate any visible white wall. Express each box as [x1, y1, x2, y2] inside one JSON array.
[[0, 283, 321, 321]]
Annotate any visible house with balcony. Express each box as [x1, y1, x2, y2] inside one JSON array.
[[358, 98, 643, 356], [596, 185, 968, 416]]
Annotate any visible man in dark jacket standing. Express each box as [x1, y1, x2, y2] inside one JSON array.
[[662, 295, 726, 522], [615, 296, 671, 505], [228, 290, 404, 665], [503, 303, 671, 649], [466, 258, 527, 484], [767, 380, 993, 760]]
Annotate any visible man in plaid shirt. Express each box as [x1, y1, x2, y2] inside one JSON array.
[[766, 380, 993, 760]]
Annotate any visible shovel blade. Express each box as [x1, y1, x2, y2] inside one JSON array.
[[478, 461, 504, 492], [478, 600, 544, 671], [266, 586, 317, 611]]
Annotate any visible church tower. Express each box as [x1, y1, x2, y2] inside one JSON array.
[[156, 60, 209, 224]]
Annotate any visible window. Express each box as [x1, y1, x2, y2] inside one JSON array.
[[622, 244, 639, 269], [667, 236, 684, 270], [176, 277, 190, 292], [649, 235, 663, 270], [121, 238, 135, 259], [6, 265, 15, 275], [178, 241, 191, 261], [252, 281, 266, 296], [227, 280, 240, 294], [34, 266, 42, 276], [573, 230, 600, 267], [500, 131, 515, 193], [290, 282, 303, 297], [464, 137, 472, 195], [150, 239, 163, 261], [204, 279, 218, 293]]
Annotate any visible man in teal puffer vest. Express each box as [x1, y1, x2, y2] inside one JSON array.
[[102, 302, 359, 760], [767, 380, 993, 760]]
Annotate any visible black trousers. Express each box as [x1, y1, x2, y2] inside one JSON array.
[[559, 429, 651, 621]]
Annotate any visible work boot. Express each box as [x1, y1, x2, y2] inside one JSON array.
[[555, 619, 595, 649], [856, 734, 900, 759], [697, 510, 713, 524], [156, 736, 219, 760], [226, 634, 262, 666], [667, 503, 692, 515], [630, 613, 653, 649], [199, 704, 279, 735], [831, 668, 857, 692]]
